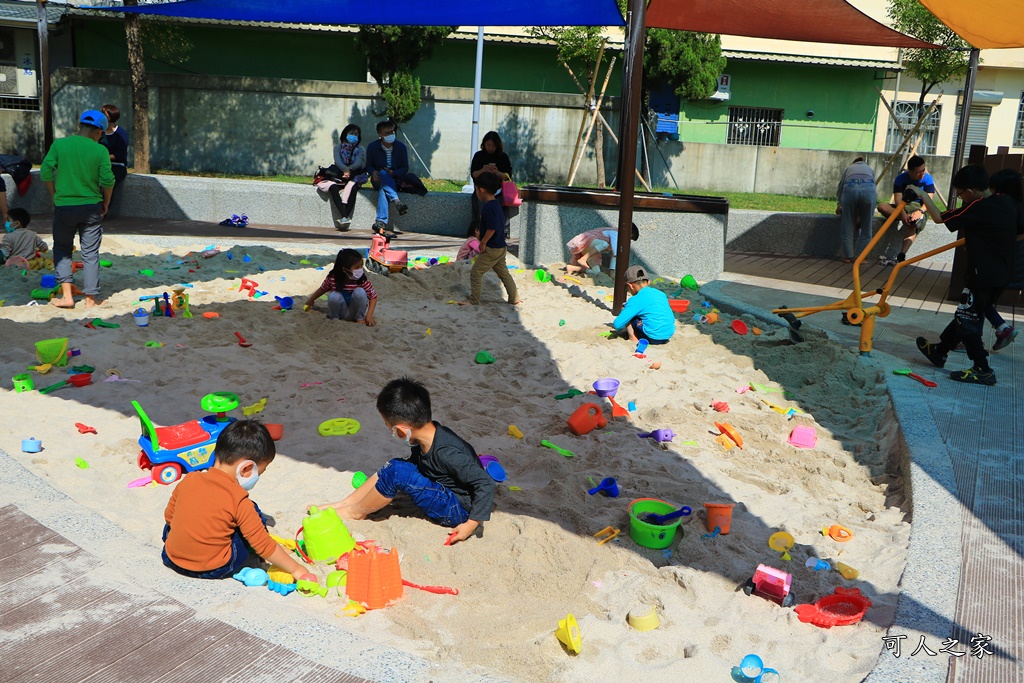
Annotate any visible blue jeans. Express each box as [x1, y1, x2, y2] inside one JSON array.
[[162, 501, 268, 579], [630, 318, 669, 344], [839, 179, 876, 259], [375, 459, 470, 527], [373, 170, 399, 223]]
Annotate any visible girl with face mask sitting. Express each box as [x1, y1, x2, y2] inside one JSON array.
[[304, 248, 379, 326]]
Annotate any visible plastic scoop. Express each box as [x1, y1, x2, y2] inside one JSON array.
[[637, 428, 675, 443], [234, 331, 252, 347], [38, 380, 68, 395], [27, 363, 52, 375], [892, 368, 937, 387], [554, 389, 585, 400], [731, 319, 749, 335], [642, 505, 691, 525], [587, 477, 619, 497]]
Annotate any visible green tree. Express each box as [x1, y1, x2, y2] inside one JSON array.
[[643, 29, 725, 100], [887, 0, 970, 111], [122, 1, 193, 173], [356, 26, 455, 124]]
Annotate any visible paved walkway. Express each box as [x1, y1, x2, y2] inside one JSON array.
[[716, 252, 1023, 683], [0, 504, 372, 683]]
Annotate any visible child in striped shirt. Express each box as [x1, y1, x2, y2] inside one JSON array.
[[304, 248, 378, 326]]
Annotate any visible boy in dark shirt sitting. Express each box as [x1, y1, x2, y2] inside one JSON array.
[[317, 377, 496, 545], [912, 165, 1021, 385]]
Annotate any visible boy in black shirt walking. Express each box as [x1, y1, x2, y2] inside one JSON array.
[[316, 377, 496, 545], [912, 165, 1021, 385]]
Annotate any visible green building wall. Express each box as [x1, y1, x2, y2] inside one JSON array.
[[678, 61, 879, 151], [69, 19, 603, 94]]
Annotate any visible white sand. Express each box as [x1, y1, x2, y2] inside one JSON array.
[[0, 235, 909, 682]]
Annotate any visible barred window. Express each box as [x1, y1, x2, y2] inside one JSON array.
[[885, 101, 941, 155], [727, 107, 783, 147]]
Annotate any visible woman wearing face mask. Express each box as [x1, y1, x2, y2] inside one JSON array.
[[303, 248, 378, 326], [323, 124, 368, 229], [468, 131, 514, 237]]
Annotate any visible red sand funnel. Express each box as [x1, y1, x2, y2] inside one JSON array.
[[345, 546, 404, 609]]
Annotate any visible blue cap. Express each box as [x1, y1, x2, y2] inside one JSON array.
[[80, 109, 108, 129]]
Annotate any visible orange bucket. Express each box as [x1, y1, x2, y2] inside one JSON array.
[[346, 546, 404, 609], [704, 503, 734, 534], [264, 423, 284, 441]]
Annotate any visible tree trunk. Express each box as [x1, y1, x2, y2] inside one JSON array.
[[595, 112, 605, 189], [124, 0, 149, 173]]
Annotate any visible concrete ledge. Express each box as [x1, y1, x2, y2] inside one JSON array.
[[728, 209, 957, 262], [11, 171, 474, 238], [701, 279, 961, 683], [515, 200, 727, 283]]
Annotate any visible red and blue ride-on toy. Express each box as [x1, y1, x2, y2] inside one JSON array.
[[133, 392, 239, 485], [367, 232, 408, 275]]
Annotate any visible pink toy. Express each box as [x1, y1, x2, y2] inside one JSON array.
[[743, 564, 794, 607], [788, 426, 817, 448], [367, 233, 409, 275], [711, 401, 730, 412]]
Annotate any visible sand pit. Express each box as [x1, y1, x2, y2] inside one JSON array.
[[0, 236, 910, 682]]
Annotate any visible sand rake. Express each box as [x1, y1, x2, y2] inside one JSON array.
[[771, 200, 963, 355]]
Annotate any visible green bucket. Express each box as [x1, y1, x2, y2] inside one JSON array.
[[628, 498, 683, 549], [35, 338, 69, 367], [12, 373, 34, 393]]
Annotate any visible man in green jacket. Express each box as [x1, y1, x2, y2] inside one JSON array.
[[40, 110, 115, 308]]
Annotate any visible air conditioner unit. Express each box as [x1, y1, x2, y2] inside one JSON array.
[[708, 90, 731, 101], [0, 66, 17, 96]]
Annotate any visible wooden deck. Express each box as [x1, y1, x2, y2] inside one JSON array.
[[724, 251, 957, 313], [0, 504, 372, 683]]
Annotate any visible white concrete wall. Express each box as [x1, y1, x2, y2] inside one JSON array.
[[48, 68, 618, 186]]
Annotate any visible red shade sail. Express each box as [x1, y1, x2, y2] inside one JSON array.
[[647, 0, 934, 49]]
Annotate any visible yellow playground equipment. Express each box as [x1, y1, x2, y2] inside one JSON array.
[[772, 200, 963, 355]]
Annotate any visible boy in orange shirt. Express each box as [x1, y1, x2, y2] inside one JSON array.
[[162, 420, 315, 581]]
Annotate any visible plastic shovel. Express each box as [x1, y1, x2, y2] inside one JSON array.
[[38, 380, 68, 395], [642, 505, 692, 525], [540, 440, 575, 458], [27, 363, 52, 375], [234, 331, 253, 347]]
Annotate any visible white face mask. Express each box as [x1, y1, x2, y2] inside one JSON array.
[[391, 425, 413, 446], [383, 133, 396, 144], [350, 268, 364, 279], [236, 460, 260, 491]]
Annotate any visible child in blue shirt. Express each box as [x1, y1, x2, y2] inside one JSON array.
[[612, 265, 676, 344]]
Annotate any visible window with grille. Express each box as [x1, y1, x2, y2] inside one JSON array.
[[727, 106, 783, 147], [1014, 92, 1024, 148], [885, 101, 941, 155], [0, 96, 39, 112]]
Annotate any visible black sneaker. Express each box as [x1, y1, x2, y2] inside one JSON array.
[[896, 252, 906, 263], [949, 367, 997, 385], [397, 202, 409, 216], [916, 336, 947, 368]]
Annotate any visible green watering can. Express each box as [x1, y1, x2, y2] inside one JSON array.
[[295, 506, 356, 563]]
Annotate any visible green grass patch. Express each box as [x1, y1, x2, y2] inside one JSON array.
[[152, 169, 910, 214]]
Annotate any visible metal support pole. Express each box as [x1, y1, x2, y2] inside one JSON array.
[[612, 0, 646, 315], [463, 27, 485, 193], [949, 48, 980, 207], [36, 0, 52, 153]]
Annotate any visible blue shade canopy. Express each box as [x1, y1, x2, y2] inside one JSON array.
[[91, 0, 626, 27]]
